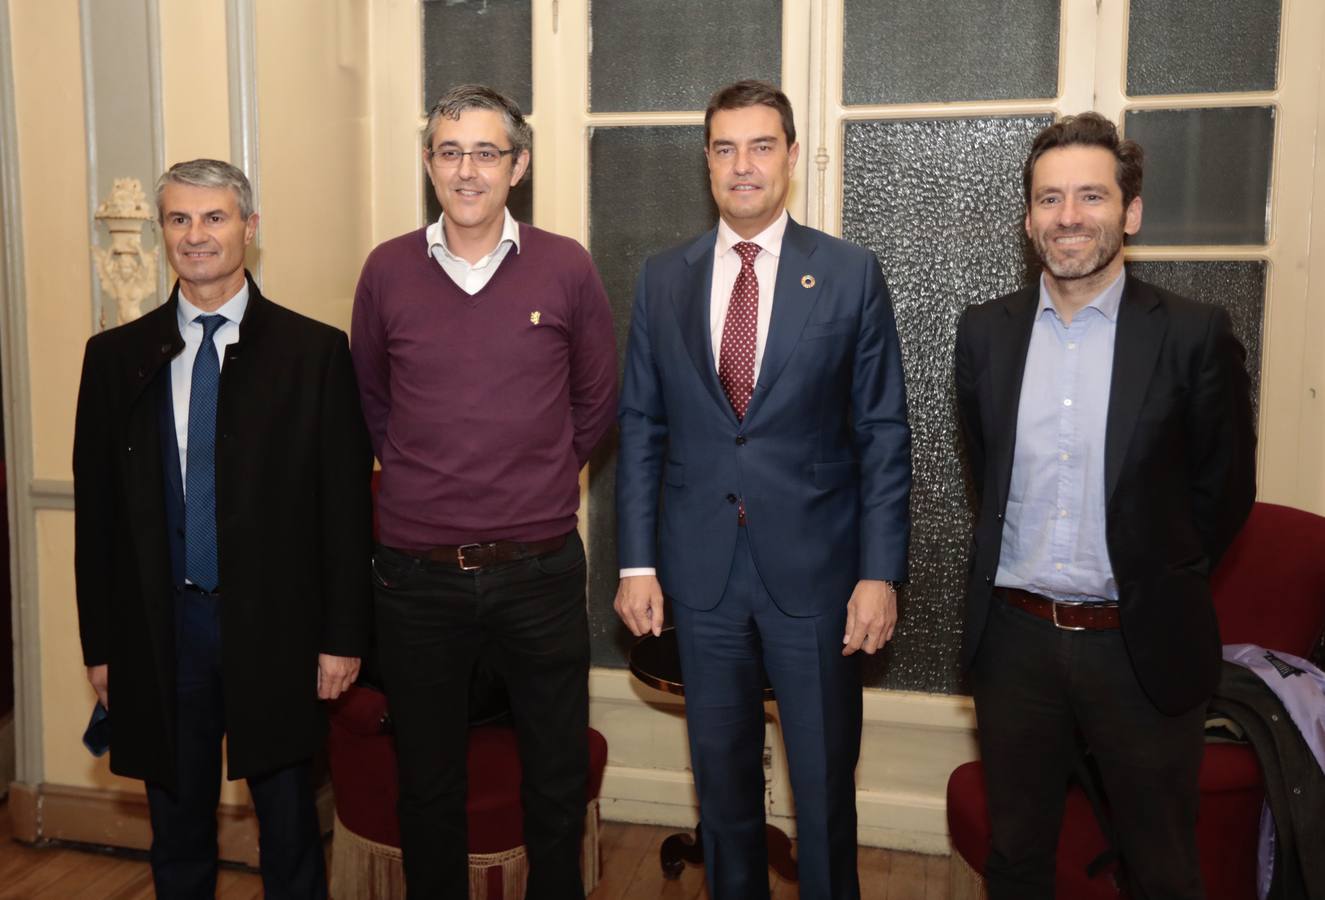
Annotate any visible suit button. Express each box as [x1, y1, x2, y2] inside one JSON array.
[[996, 513, 1004, 521], [726, 494, 737, 504], [735, 435, 746, 445], [984, 576, 993, 585]]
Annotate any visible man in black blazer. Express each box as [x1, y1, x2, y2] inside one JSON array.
[[73, 159, 372, 898], [954, 114, 1256, 899]]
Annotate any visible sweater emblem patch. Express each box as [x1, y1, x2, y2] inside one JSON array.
[[530, 311, 541, 325]]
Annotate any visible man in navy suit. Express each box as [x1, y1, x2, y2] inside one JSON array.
[[614, 81, 912, 900]]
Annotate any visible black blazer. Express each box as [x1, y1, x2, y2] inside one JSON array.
[[954, 275, 1256, 715], [73, 274, 373, 788]]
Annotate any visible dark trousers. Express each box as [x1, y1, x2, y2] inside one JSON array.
[[971, 596, 1206, 900], [145, 589, 326, 900], [372, 532, 590, 900], [671, 529, 863, 900]]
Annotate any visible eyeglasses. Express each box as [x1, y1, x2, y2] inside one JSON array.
[[428, 147, 516, 168]]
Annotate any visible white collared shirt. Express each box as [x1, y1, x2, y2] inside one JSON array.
[[619, 209, 789, 580], [425, 208, 521, 295], [172, 283, 249, 488], [708, 209, 788, 381]]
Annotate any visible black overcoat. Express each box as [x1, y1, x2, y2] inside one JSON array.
[[73, 274, 372, 789]]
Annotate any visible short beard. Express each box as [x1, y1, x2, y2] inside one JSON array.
[[1034, 215, 1126, 281]]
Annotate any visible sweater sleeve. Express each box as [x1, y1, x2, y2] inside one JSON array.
[[568, 250, 619, 468], [350, 252, 390, 461]]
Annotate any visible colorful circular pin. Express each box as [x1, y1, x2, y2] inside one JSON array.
[[801, 274, 816, 289]]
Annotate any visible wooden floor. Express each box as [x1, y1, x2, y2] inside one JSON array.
[[0, 800, 949, 899]]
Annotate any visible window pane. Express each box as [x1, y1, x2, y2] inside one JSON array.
[[841, 115, 1052, 692], [843, 0, 1059, 106], [1127, 0, 1280, 96], [586, 125, 715, 667], [1127, 261, 1265, 418], [589, 0, 781, 112], [422, 0, 532, 114], [1125, 107, 1274, 246]]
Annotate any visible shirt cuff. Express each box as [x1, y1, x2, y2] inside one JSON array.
[[619, 567, 657, 579]]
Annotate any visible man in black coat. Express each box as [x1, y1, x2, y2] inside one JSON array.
[[954, 114, 1256, 898], [73, 159, 372, 898]]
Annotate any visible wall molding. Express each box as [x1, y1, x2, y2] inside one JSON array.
[[587, 668, 975, 855], [225, 0, 261, 281], [0, 0, 45, 789], [77, 0, 100, 333], [7, 779, 334, 864], [29, 479, 74, 510]]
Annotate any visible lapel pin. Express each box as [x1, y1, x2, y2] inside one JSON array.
[[801, 274, 816, 289], [530, 311, 541, 325]]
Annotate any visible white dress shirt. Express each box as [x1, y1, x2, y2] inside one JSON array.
[[172, 283, 248, 489], [709, 209, 788, 381], [620, 210, 789, 579], [425, 208, 521, 294]]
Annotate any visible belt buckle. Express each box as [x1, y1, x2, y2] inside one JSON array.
[[1050, 599, 1087, 632], [457, 543, 484, 571]]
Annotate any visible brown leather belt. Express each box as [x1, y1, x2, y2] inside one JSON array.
[[997, 587, 1121, 631], [395, 534, 567, 571]]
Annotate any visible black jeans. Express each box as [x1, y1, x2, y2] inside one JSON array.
[[971, 596, 1206, 900], [146, 588, 326, 900], [372, 532, 590, 900]]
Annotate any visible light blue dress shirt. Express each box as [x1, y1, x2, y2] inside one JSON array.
[[172, 284, 248, 488], [995, 271, 1125, 603]]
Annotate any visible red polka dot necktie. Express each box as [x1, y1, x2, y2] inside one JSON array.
[[718, 241, 761, 421]]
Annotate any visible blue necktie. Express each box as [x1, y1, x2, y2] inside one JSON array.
[[185, 315, 226, 592]]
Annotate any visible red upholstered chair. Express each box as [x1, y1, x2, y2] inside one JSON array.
[[327, 470, 609, 898], [326, 684, 609, 899], [946, 502, 1325, 900]]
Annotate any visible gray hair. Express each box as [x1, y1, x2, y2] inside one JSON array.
[[423, 84, 532, 157], [154, 159, 255, 222]]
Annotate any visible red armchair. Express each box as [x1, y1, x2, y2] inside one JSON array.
[[946, 501, 1325, 899], [327, 684, 608, 899]]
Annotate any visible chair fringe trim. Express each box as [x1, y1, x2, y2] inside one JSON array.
[[331, 815, 405, 900], [330, 800, 603, 899]]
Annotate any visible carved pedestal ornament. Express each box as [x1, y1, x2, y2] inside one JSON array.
[[92, 178, 158, 327]]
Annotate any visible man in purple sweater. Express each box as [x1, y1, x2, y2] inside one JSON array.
[[350, 84, 617, 899]]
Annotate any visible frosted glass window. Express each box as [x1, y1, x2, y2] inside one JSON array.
[[586, 125, 715, 667], [843, 0, 1059, 105], [1127, 0, 1280, 96], [1128, 261, 1265, 417], [1125, 107, 1274, 246], [589, 0, 780, 112], [422, 0, 532, 114], [840, 115, 1052, 692]]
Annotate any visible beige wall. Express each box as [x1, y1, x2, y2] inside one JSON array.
[[11, 1, 90, 484], [254, 0, 370, 329], [159, 1, 230, 164]]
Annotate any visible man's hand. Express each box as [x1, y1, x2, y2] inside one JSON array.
[[317, 654, 361, 700], [614, 575, 665, 637], [87, 664, 109, 709], [842, 579, 898, 656]]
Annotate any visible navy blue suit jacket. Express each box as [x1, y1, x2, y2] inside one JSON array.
[[616, 218, 911, 614]]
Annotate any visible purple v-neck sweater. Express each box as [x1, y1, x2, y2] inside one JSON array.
[[351, 224, 617, 548]]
